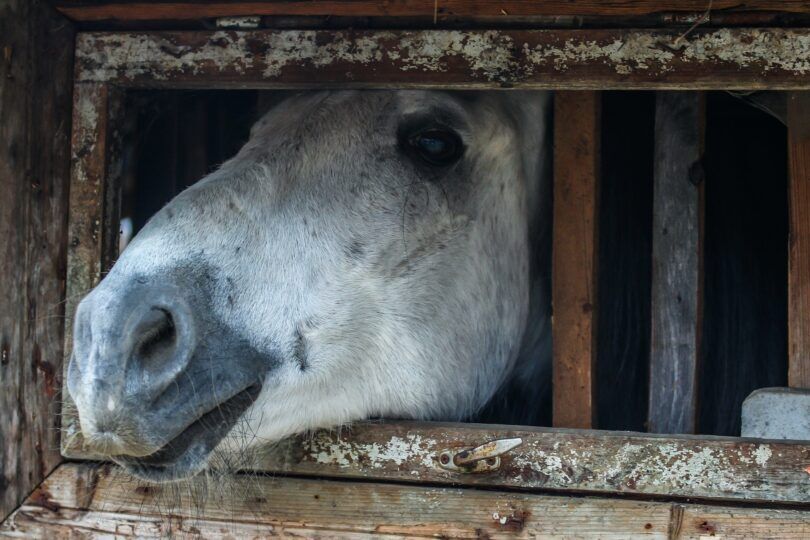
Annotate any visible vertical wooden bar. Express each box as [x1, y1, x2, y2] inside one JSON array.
[[61, 81, 121, 456], [648, 92, 705, 434], [552, 91, 601, 429], [788, 92, 810, 389], [0, 0, 74, 520]]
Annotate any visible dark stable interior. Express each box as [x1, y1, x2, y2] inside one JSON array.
[[119, 90, 788, 437]]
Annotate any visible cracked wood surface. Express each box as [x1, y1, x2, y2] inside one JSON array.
[[2, 462, 810, 538], [0, 0, 74, 522]]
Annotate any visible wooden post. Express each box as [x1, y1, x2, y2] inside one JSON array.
[[0, 0, 74, 521], [61, 82, 123, 457], [552, 91, 600, 429], [788, 92, 810, 389], [648, 92, 705, 434], [4, 463, 810, 537]]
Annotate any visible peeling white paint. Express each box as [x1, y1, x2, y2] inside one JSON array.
[[525, 34, 676, 76], [262, 31, 386, 78], [76, 29, 810, 86], [78, 31, 255, 81], [71, 86, 101, 185], [302, 427, 799, 501], [683, 28, 810, 74], [309, 432, 435, 470]]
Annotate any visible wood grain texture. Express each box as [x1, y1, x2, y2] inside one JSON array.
[[2, 462, 810, 538], [788, 92, 810, 389], [51, 1, 810, 22], [0, 0, 74, 522], [552, 91, 600, 429], [72, 29, 810, 90], [61, 82, 123, 457], [259, 422, 810, 503], [59, 419, 810, 503], [648, 92, 704, 434]]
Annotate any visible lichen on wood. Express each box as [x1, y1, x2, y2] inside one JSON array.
[[258, 421, 810, 504], [74, 28, 810, 89]]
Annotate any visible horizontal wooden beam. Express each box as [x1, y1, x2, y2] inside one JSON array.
[[252, 421, 810, 504], [73, 29, 810, 90], [2, 463, 809, 537], [53, 1, 810, 23]]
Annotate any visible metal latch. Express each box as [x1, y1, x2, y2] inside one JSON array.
[[438, 437, 523, 473]]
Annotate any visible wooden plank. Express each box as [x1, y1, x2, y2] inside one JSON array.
[[788, 92, 810, 389], [552, 91, 600, 429], [0, 0, 74, 522], [72, 29, 810, 90], [59, 419, 810, 504], [51, 1, 810, 23], [3, 463, 810, 538], [61, 82, 123, 456], [0, 0, 31, 519], [244, 421, 810, 504], [648, 92, 704, 434]]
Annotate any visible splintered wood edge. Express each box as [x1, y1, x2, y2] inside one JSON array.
[[2, 463, 809, 538]]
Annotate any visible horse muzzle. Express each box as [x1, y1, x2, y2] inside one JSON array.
[[66, 267, 272, 481]]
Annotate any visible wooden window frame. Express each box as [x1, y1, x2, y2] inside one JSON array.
[[62, 28, 810, 509]]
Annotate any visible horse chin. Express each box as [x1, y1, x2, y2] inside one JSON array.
[[113, 383, 262, 483]]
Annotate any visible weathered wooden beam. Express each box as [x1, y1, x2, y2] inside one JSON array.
[[2, 463, 809, 538], [60, 419, 810, 504], [253, 421, 810, 504], [648, 92, 704, 435], [0, 0, 74, 522], [61, 82, 123, 456], [788, 92, 810, 389], [73, 29, 810, 90], [51, 1, 810, 23], [552, 91, 600, 429]]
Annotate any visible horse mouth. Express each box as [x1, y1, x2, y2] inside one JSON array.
[[114, 383, 262, 482]]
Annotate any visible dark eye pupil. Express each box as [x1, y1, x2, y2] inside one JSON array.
[[407, 128, 462, 166], [418, 136, 447, 155], [401, 126, 463, 167]]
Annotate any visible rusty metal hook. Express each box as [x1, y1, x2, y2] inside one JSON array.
[[437, 437, 523, 473]]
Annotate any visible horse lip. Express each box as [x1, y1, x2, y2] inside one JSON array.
[[114, 383, 262, 482]]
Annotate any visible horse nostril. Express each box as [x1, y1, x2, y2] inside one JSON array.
[[134, 308, 178, 369], [124, 294, 196, 402]]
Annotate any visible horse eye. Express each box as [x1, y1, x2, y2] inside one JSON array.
[[408, 129, 463, 166]]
